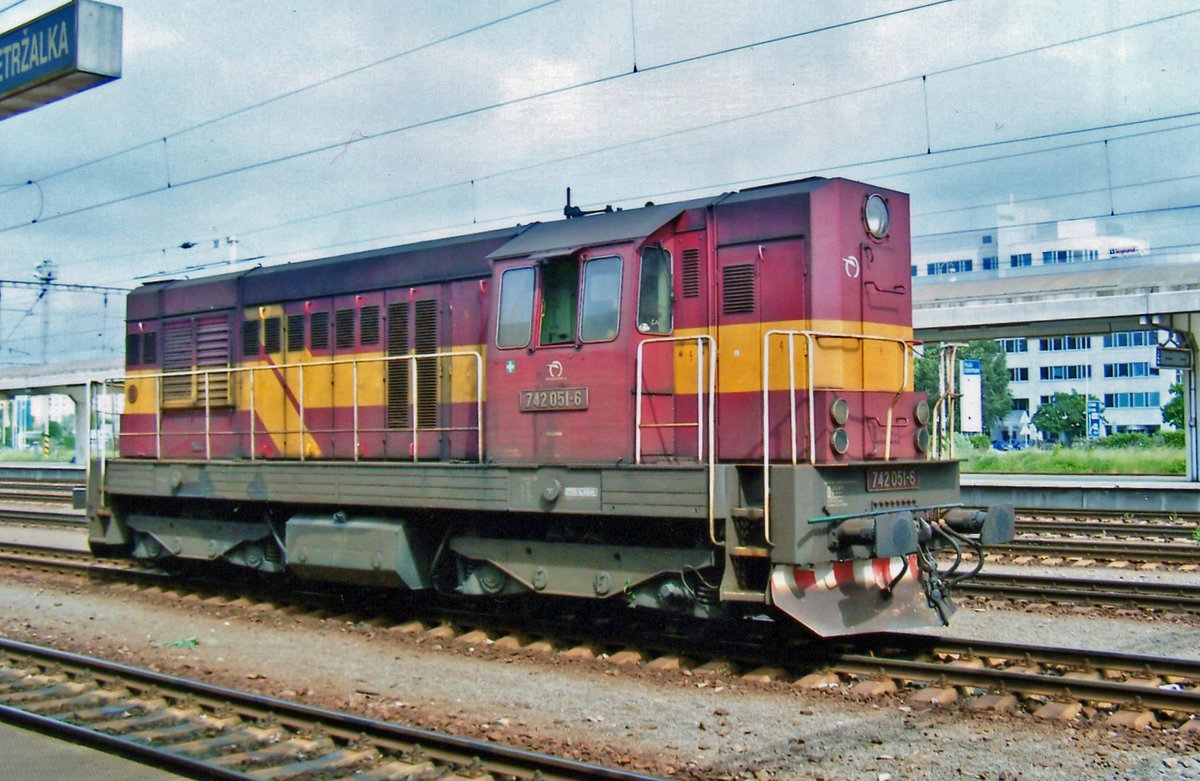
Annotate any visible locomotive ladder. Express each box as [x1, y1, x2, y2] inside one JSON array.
[[634, 334, 718, 545], [760, 330, 915, 546]]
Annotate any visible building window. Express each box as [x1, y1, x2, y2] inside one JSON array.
[[1008, 367, 1029, 382], [1040, 364, 1092, 381], [1103, 330, 1155, 348], [1103, 362, 1153, 378], [1104, 392, 1161, 408], [1010, 253, 1032, 267], [1012, 398, 1029, 411], [982, 256, 999, 270], [998, 337, 1027, 353], [926, 259, 973, 276], [1039, 336, 1091, 351]]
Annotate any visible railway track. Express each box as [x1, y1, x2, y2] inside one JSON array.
[[1018, 515, 1198, 540], [3, 540, 1200, 735], [0, 637, 665, 781], [961, 570, 1200, 612], [991, 537, 1200, 566]]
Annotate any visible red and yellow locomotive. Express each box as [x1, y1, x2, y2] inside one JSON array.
[[90, 177, 1013, 636]]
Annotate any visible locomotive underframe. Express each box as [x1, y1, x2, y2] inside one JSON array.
[[90, 456, 980, 629]]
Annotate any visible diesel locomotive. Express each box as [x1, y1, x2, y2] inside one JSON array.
[[87, 177, 1014, 637]]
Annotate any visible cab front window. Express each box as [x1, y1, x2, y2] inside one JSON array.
[[580, 255, 622, 342]]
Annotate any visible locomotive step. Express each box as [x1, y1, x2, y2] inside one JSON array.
[[730, 507, 765, 521], [730, 545, 772, 558]]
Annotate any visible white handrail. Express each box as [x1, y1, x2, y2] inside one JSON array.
[[634, 334, 718, 546], [127, 350, 485, 462], [761, 330, 915, 546]]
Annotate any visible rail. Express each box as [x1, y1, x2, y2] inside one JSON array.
[[761, 330, 914, 546], [109, 350, 484, 463], [634, 334, 718, 545]]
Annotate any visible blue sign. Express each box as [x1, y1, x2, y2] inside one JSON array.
[[0, 1, 121, 119], [0, 4, 78, 99], [961, 359, 981, 375], [1087, 399, 1102, 437]]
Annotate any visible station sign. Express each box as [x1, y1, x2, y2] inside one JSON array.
[[960, 358, 982, 434], [0, 1, 122, 120], [1156, 347, 1193, 370]]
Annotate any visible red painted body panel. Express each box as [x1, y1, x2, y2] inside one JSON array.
[[118, 178, 923, 469]]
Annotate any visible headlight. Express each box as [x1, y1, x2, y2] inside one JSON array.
[[914, 399, 930, 426], [864, 194, 889, 239], [830, 397, 849, 426], [831, 427, 850, 455]]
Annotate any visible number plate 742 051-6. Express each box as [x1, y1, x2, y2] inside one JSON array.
[[519, 387, 589, 412], [865, 466, 919, 492]]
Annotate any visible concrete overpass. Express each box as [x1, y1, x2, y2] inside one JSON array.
[[0, 358, 122, 464], [914, 257, 1200, 481], [913, 257, 1200, 341]]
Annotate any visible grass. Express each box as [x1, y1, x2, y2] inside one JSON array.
[[962, 444, 1186, 475]]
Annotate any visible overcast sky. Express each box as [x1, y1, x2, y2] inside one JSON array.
[[0, 0, 1198, 363]]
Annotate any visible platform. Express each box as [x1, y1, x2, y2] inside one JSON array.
[[960, 472, 1200, 514], [0, 719, 186, 780]]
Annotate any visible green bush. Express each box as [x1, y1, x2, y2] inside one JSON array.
[[968, 434, 991, 450], [1099, 432, 1153, 448]]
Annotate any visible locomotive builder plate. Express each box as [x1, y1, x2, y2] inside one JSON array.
[[865, 466, 919, 492], [519, 387, 589, 412]]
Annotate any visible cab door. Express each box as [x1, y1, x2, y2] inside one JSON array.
[[714, 244, 763, 460]]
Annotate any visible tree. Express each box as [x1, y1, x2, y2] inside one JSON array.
[[913, 339, 1013, 431], [1163, 382, 1184, 429], [1032, 391, 1090, 443]]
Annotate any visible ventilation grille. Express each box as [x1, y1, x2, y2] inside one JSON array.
[[263, 317, 281, 355], [195, 316, 231, 405], [125, 333, 139, 367], [242, 321, 260, 360], [162, 316, 231, 406], [287, 314, 305, 352], [162, 321, 195, 404], [722, 264, 756, 314], [310, 311, 330, 351], [415, 299, 439, 429], [360, 305, 380, 346], [143, 332, 157, 365], [682, 248, 701, 298], [386, 302, 410, 428], [335, 309, 355, 349]]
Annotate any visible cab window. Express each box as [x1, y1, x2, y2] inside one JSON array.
[[580, 256, 622, 342], [637, 245, 672, 334], [497, 267, 535, 348]]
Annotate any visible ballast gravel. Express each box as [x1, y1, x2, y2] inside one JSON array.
[[0, 564, 1197, 780]]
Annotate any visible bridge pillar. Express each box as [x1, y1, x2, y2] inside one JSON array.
[[63, 386, 90, 465], [1186, 330, 1199, 483], [1154, 315, 1200, 482]]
